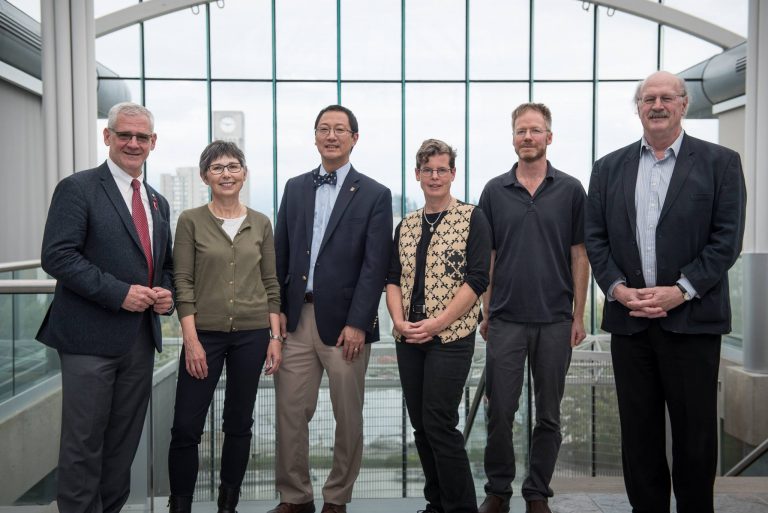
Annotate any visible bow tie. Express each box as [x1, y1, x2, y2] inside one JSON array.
[[313, 171, 337, 189]]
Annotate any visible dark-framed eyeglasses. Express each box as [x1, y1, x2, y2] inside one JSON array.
[[110, 129, 153, 145], [419, 167, 452, 177], [208, 163, 243, 174]]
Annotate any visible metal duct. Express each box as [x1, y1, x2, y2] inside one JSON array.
[[0, 0, 130, 115], [679, 42, 746, 119]]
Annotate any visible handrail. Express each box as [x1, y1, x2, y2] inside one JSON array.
[[0, 259, 42, 273], [724, 435, 768, 476], [0, 279, 55, 293]]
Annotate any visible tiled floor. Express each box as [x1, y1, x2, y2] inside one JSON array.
[[5, 479, 768, 513]]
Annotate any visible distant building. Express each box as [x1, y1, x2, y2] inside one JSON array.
[[160, 166, 209, 234], [213, 110, 250, 207]]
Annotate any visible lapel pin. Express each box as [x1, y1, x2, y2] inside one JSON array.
[[350, 186, 356, 192], [152, 195, 158, 210]]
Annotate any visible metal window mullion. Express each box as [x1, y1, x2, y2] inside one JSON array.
[[400, 0, 406, 219], [205, 3, 212, 145], [464, 0, 470, 203], [271, 0, 278, 226], [528, 0, 534, 100], [337, 0, 342, 103], [590, 3, 600, 337]]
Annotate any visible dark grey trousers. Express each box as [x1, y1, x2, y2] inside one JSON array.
[[483, 319, 572, 502], [57, 320, 155, 513]]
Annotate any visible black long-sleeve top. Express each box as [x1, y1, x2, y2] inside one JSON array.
[[387, 205, 491, 307]]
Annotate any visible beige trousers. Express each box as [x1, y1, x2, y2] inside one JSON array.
[[274, 304, 370, 505]]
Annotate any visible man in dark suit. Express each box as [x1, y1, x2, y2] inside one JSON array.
[[37, 102, 174, 513], [270, 105, 392, 513], [585, 71, 746, 513]]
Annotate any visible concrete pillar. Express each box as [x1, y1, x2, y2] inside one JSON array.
[[743, 0, 768, 374], [41, 0, 98, 203]]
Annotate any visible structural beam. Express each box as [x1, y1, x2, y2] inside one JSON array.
[[95, 0, 217, 38], [579, 0, 745, 49]]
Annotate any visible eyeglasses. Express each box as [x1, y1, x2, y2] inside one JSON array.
[[419, 167, 452, 177], [315, 126, 354, 138], [639, 94, 685, 106], [110, 129, 153, 145], [208, 163, 243, 174], [514, 127, 548, 137]]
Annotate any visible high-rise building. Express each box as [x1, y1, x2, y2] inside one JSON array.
[[213, 110, 250, 207], [160, 166, 209, 234]]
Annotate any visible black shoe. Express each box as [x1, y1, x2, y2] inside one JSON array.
[[217, 484, 240, 513], [168, 495, 192, 513], [417, 504, 443, 513]]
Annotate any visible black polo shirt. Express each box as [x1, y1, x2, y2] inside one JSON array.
[[478, 161, 586, 323]]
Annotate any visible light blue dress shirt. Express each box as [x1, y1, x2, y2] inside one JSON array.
[[307, 162, 351, 292], [608, 131, 697, 300]]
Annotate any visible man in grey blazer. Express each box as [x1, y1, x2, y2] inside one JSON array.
[[271, 105, 392, 513], [585, 71, 746, 513], [37, 102, 174, 513]]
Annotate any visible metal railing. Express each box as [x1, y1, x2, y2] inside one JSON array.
[[725, 436, 768, 476]]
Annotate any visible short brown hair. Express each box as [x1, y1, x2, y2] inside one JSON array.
[[511, 102, 552, 131], [415, 139, 457, 169]]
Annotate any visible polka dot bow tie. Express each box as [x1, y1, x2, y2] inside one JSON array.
[[313, 171, 337, 189]]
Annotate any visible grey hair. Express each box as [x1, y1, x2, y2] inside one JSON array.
[[633, 72, 688, 104], [107, 102, 155, 132], [199, 140, 246, 178]]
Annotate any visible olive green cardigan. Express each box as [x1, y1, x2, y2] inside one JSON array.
[[173, 205, 280, 332]]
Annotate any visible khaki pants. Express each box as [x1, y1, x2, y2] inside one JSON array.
[[274, 304, 370, 505]]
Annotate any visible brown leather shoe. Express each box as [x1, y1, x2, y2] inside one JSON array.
[[266, 502, 316, 513], [479, 495, 510, 513], [320, 504, 346, 513], [525, 499, 552, 513]]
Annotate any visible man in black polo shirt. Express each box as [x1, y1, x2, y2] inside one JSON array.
[[477, 103, 589, 513]]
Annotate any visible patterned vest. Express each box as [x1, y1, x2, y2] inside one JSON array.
[[394, 202, 481, 343]]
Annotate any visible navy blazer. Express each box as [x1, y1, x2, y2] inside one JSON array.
[[37, 162, 175, 356], [585, 134, 746, 336], [275, 166, 393, 346]]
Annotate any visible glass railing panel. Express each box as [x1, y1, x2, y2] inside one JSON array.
[[163, 293, 534, 500], [0, 286, 12, 402], [10, 291, 57, 396], [725, 256, 743, 348], [555, 351, 622, 477], [0, 278, 56, 400]]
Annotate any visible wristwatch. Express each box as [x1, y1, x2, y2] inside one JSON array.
[[675, 282, 692, 301], [269, 334, 284, 343]]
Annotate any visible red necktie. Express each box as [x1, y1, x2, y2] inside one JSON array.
[[131, 179, 154, 285]]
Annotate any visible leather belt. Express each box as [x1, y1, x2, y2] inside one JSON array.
[[303, 292, 314, 303]]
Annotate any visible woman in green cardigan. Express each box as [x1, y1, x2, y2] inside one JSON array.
[[168, 141, 282, 513]]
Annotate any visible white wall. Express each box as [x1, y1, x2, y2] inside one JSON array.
[[0, 78, 46, 263]]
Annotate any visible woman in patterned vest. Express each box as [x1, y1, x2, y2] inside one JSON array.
[[386, 139, 492, 513]]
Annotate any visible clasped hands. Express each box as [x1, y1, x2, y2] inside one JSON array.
[[121, 284, 173, 313], [395, 317, 444, 345], [614, 283, 685, 318]]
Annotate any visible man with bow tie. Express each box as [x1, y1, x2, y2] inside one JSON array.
[[271, 105, 393, 513]]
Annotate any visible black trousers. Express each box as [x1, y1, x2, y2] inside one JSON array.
[[397, 332, 477, 513], [168, 328, 269, 496], [57, 314, 155, 513], [611, 321, 721, 513]]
